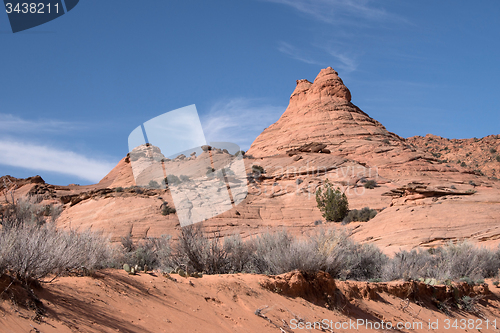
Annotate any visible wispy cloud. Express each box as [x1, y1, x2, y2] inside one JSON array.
[[278, 42, 326, 66], [201, 98, 285, 151], [278, 41, 357, 72], [0, 113, 81, 133], [260, 0, 402, 24], [0, 140, 116, 183]]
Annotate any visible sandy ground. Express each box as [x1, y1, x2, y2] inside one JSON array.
[[2, 270, 500, 333]]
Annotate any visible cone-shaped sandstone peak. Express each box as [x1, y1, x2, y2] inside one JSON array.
[[247, 67, 401, 157]]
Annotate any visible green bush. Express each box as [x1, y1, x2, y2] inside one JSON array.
[[165, 175, 181, 185], [251, 165, 265, 175], [343, 207, 377, 223], [316, 180, 349, 222], [115, 187, 123, 192], [496, 155, 500, 162], [161, 202, 176, 216], [363, 180, 377, 189], [490, 148, 497, 154], [148, 180, 160, 189], [206, 167, 215, 177]]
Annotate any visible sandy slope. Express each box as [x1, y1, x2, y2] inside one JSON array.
[[2, 270, 500, 333]]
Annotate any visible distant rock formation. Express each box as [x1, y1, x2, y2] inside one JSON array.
[[247, 67, 400, 157]]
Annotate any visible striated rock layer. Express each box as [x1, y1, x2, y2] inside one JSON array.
[[3, 67, 500, 255], [247, 67, 401, 158]]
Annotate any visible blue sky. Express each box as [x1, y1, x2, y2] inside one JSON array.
[[1, 0, 499, 185]]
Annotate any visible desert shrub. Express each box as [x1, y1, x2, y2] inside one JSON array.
[[206, 167, 215, 177], [148, 180, 160, 189], [215, 169, 226, 180], [165, 175, 181, 186], [310, 228, 386, 280], [346, 244, 387, 281], [382, 249, 435, 281], [363, 180, 377, 189], [249, 228, 386, 280], [316, 179, 349, 222], [119, 235, 172, 271], [223, 168, 235, 176], [251, 230, 321, 275], [180, 175, 190, 182], [490, 148, 497, 154], [235, 150, 245, 157], [382, 139, 390, 145], [496, 155, 500, 162], [174, 225, 230, 274], [161, 202, 176, 215], [173, 226, 257, 274], [461, 162, 467, 167], [459, 295, 482, 313], [115, 186, 123, 192], [251, 165, 265, 175], [432, 152, 442, 158], [120, 233, 135, 252], [1, 196, 47, 229], [435, 241, 500, 280], [0, 223, 112, 283], [474, 169, 484, 176], [343, 207, 377, 223], [224, 234, 255, 273], [384, 242, 500, 282], [174, 225, 206, 273]]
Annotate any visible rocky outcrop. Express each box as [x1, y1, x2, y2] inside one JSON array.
[[247, 67, 400, 158], [408, 134, 500, 179], [261, 270, 491, 311], [4, 67, 500, 256]]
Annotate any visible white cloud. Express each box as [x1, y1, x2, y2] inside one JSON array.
[[0, 113, 80, 133], [324, 47, 357, 72], [201, 98, 285, 151], [278, 42, 326, 66], [0, 140, 115, 183], [260, 0, 399, 24], [278, 41, 357, 72]]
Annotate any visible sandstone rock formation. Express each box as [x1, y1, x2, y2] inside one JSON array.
[[3, 67, 500, 255], [247, 67, 401, 158], [408, 134, 500, 179]]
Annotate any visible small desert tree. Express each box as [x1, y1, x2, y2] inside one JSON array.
[[316, 179, 349, 222]]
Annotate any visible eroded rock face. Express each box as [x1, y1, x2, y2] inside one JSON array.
[[408, 134, 500, 179], [13, 67, 500, 255], [247, 67, 398, 158]]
